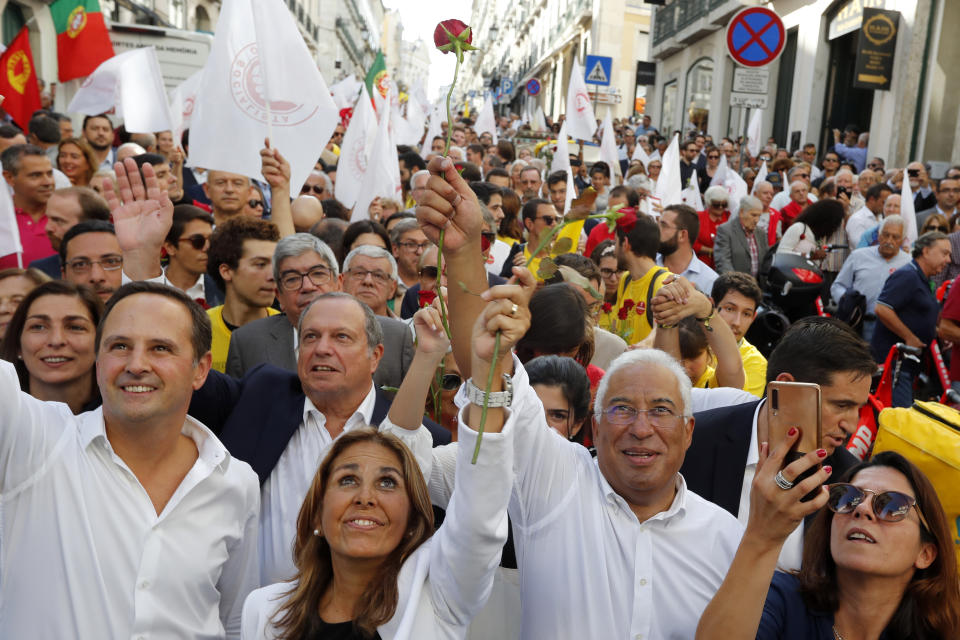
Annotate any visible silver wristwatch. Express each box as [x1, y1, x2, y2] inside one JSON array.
[[464, 374, 514, 408]]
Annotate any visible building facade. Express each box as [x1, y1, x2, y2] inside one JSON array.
[[649, 0, 960, 172], [460, 0, 654, 122]]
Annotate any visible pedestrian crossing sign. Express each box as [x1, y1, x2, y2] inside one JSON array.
[[584, 55, 613, 86]]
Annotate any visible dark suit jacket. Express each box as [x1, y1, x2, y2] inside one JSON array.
[[224, 312, 414, 390], [29, 253, 61, 279], [190, 364, 450, 484], [714, 217, 770, 275], [400, 272, 508, 319], [682, 400, 860, 527]]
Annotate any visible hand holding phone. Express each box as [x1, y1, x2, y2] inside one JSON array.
[[766, 381, 823, 501]]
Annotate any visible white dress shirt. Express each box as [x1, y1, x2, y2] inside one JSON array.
[[657, 251, 719, 294], [258, 384, 431, 585], [0, 361, 260, 640], [845, 205, 880, 247], [242, 408, 514, 640], [830, 246, 911, 314], [736, 400, 805, 571], [427, 359, 744, 640]]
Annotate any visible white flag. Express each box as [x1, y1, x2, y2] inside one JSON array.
[[711, 154, 748, 214], [189, 0, 338, 195], [901, 175, 919, 246], [68, 47, 172, 133], [711, 154, 729, 187], [654, 134, 682, 208], [336, 90, 377, 209], [746, 109, 763, 158], [752, 159, 769, 195], [549, 120, 576, 215], [682, 169, 705, 211], [330, 75, 362, 110], [390, 101, 419, 147], [474, 97, 498, 144], [599, 113, 621, 184], [0, 180, 22, 264], [632, 141, 651, 168], [353, 94, 402, 221], [649, 149, 662, 162], [169, 69, 202, 147], [420, 105, 443, 157], [565, 59, 597, 141], [405, 85, 429, 141], [533, 106, 548, 132]]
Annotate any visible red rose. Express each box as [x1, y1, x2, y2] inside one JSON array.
[[418, 289, 438, 308], [434, 20, 472, 52], [602, 302, 613, 313], [622, 299, 635, 310], [617, 307, 629, 320]]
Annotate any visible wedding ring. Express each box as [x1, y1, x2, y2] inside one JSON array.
[[510, 303, 518, 317], [775, 470, 795, 490]]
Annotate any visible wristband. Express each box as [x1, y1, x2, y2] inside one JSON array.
[[464, 374, 514, 408], [696, 306, 716, 332]]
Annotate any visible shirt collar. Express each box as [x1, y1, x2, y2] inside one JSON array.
[[302, 382, 378, 430], [79, 407, 231, 472], [746, 399, 766, 467], [595, 460, 689, 523]]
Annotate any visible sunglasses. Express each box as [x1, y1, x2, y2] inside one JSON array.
[[827, 483, 930, 531], [301, 184, 325, 195], [710, 201, 728, 208], [440, 373, 462, 391], [707, 155, 720, 159], [178, 234, 210, 250], [536, 215, 558, 225], [927, 225, 949, 233], [419, 266, 439, 279], [248, 199, 264, 209]]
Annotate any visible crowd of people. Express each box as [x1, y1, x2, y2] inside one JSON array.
[[1, 101, 959, 640]]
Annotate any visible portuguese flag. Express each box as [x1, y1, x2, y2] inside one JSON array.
[[0, 28, 42, 129], [50, 0, 115, 82], [364, 50, 388, 110]]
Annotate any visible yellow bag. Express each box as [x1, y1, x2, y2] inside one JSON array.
[[873, 401, 960, 566]]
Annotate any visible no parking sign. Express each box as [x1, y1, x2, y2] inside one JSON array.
[[726, 7, 786, 68]]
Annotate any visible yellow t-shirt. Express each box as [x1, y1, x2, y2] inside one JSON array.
[[497, 234, 518, 246], [207, 305, 280, 373], [739, 338, 768, 397], [525, 222, 583, 280], [694, 364, 719, 389], [601, 267, 671, 344]]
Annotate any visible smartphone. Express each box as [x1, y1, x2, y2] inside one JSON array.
[[767, 381, 822, 501], [837, 186, 850, 198]]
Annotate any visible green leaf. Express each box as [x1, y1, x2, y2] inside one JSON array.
[[537, 259, 559, 279], [552, 236, 573, 254]]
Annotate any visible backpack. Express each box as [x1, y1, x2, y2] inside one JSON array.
[[835, 288, 867, 335]]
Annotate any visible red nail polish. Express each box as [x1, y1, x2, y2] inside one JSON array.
[[823, 466, 833, 475], [787, 427, 798, 436], [817, 449, 827, 458]]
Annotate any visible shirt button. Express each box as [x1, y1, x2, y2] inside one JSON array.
[[639, 578, 647, 586], [635, 635, 643, 640], [139, 580, 150, 590]]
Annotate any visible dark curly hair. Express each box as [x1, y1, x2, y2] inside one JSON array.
[[206, 216, 280, 291]]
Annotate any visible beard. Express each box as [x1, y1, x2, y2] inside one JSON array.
[[659, 233, 679, 257], [88, 138, 111, 152]]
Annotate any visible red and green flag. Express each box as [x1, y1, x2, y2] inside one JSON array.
[[0, 27, 42, 129], [364, 50, 389, 108], [50, 0, 115, 81]]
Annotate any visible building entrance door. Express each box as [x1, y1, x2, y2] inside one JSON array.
[[820, 31, 874, 155]]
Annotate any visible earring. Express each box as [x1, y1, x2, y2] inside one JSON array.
[[313, 529, 321, 537]]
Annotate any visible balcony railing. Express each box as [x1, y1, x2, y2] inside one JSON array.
[[652, 3, 675, 46], [676, 0, 707, 31], [654, 0, 732, 47]]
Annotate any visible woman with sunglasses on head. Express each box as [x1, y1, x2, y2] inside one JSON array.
[[696, 443, 960, 640], [0, 281, 104, 414]]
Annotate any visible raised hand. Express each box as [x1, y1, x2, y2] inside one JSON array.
[[260, 138, 291, 192], [416, 156, 483, 255], [413, 306, 451, 357], [103, 158, 173, 279], [472, 266, 536, 366]]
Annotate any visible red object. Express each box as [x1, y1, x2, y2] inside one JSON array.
[[51, 0, 115, 82], [0, 208, 53, 269], [941, 275, 960, 381], [617, 307, 629, 320], [602, 302, 612, 313], [418, 289, 438, 308], [779, 200, 806, 229], [614, 207, 638, 235], [766, 208, 781, 246], [434, 19, 472, 52], [694, 209, 730, 268], [584, 220, 615, 257], [791, 267, 822, 283], [339, 107, 353, 129], [0, 28, 42, 129], [725, 7, 786, 68], [622, 299, 635, 310]]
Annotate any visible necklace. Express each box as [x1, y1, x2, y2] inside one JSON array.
[[832, 626, 846, 640]]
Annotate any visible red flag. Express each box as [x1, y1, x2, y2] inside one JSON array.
[[50, 0, 115, 82], [0, 28, 42, 130]]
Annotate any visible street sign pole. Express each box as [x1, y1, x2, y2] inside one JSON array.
[[737, 107, 749, 178]]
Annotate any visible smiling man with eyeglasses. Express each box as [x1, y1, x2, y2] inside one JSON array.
[[60, 219, 123, 301]]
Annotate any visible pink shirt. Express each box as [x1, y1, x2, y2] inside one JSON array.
[[0, 208, 54, 269]]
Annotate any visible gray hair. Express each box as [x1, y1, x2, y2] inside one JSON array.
[[835, 168, 855, 181], [739, 195, 762, 214], [912, 231, 949, 259], [704, 185, 728, 205], [480, 203, 495, 229], [410, 169, 429, 192], [304, 170, 333, 195], [297, 292, 384, 354], [787, 165, 808, 180], [789, 180, 807, 192], [627, 174, 652, 192], [389, 218, 422, 244], [343, 244, 398, 282], [273, 232, 339, 283], [880, 214, 904, 233], [593, 348, 693, 419]]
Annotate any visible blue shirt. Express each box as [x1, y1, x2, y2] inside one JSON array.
[[871, 260, 939, 362], [834, 142, 867, 172], [757, 572, 834, 639]]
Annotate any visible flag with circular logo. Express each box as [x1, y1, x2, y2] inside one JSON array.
[[50, 0, 115, 81], [0, 28, 41, 129]]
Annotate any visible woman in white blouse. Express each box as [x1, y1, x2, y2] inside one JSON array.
[[776, 199, 845, 260], [241, 290, 531, 640]]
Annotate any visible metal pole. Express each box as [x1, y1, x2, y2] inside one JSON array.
[[737, 107, 749, 177]]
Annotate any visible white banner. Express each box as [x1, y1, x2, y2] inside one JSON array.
[[654, 134, 682, 208], [565, 59, 597, 141], [335, 90, 377, 209], [474, 97, 498, 144], [353, 89, 402, 220], [549, 120, 576, 215], [169, 69, 202, 146], [599, 113, 621, 183]]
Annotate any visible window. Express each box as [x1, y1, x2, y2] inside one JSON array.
[[661, 80, 678, 135], [683, 57, 713, 135]]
